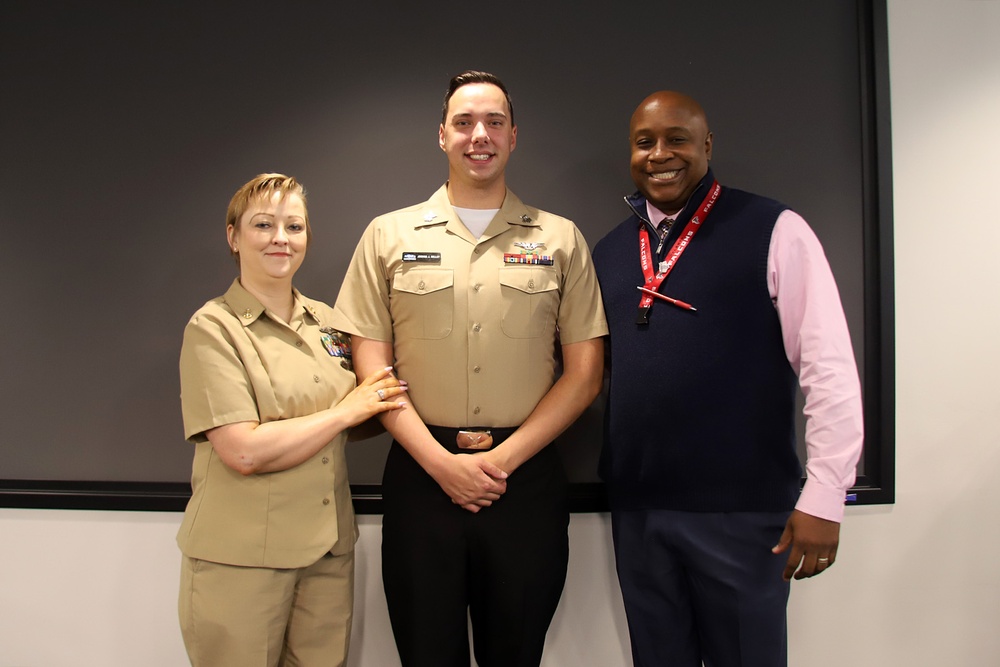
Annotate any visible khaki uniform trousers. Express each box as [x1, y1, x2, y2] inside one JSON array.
[[179, 550, 354, 667]]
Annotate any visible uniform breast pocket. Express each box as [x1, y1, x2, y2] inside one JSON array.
[[499, 267, 560, 339], [391, 268, 454, 340]]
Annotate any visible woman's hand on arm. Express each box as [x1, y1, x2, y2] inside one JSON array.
[[332, 365, 408, 425], [206, 366, 406, 475]]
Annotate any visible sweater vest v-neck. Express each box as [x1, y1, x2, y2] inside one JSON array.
[[593, 172, 801, 512]]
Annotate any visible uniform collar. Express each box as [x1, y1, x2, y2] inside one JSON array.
[[417, 184, 540, 244], [222, 278, 315, 327]]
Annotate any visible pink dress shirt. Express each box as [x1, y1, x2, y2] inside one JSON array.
[[647, 203, 864, 523]]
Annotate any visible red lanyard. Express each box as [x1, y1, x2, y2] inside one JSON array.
[[637, 180, 720, 323]]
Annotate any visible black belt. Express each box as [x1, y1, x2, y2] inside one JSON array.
[[424, 425, 519, 454]]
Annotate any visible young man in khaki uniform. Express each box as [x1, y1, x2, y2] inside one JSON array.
[[331, 71, 607, 667]]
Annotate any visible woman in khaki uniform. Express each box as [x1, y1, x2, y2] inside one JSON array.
[[177, 174, 406, 667]]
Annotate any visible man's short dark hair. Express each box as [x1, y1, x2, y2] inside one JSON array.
[[441, 70, 514, 125]]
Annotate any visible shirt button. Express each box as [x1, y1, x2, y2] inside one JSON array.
[[322, 457, 330, 464], [528, 280, 535, 289], [295, 341, 303, 348], [418, 280, 426, 290], [322, 498, 331, 505], [313, 375, 321, 383], [473, 366, 481, 373], [473, 407, 481, 415], [474, 248, 482, 255], [473, 323, 481, 332]]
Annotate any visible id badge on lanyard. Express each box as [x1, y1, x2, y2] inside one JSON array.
[[636, 180, 720, 324]]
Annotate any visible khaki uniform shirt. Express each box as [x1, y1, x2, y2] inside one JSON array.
[[177, 279, 358, 568], [331, 186, 608, 428]]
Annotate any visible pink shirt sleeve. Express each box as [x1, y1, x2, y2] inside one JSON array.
[[768, 210, 864, 522]]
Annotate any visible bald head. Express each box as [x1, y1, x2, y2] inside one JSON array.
[[630, 91, 709, 136], [629, 91, 713, 214]]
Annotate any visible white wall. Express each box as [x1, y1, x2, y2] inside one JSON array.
[[0, 512, 630, 667], [785, 1, 1000, 664], [3, 1, 1000, 664]]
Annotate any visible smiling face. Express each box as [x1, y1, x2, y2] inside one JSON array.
[[227, 191, 308, 286], [629, 92, 713, 215], [439, 82, 517, 204]]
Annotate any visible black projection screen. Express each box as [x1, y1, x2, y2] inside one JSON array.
[[0, 0, 894, 511]]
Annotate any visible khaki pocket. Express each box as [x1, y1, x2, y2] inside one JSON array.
[[391, 268, 454, 339], [498, 267, 560, 338]]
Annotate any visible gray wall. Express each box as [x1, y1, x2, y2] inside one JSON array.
[[0, 1, 867, 485]]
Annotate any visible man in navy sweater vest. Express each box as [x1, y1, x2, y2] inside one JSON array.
[[592, 91, 863, 667]]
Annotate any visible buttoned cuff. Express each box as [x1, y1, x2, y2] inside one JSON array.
[[795, 479, 849, 523]]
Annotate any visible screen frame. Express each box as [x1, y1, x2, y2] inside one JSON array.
[[0, 0, 894, 513]]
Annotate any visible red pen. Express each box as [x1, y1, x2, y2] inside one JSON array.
[[637, 286, 697, 312]]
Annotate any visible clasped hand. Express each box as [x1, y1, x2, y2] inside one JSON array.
[[434, 453, 508, 514]]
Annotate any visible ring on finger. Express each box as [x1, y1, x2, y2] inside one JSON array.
[[376, 389, 386, 400], [817, 557, 830, 563]]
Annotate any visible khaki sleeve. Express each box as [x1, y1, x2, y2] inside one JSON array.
[[556, 224, 610, 344], [179, 312, 261, 442], [330, 220, 394, 341]]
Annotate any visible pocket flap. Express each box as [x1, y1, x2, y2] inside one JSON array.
[[498, 267, 559, 295], [393, 268, 454, 295]]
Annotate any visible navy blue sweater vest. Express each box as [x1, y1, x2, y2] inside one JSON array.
[[592, 171, 801, 512]]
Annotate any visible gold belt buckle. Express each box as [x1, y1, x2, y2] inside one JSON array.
[[456, 430, 493, 450]]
